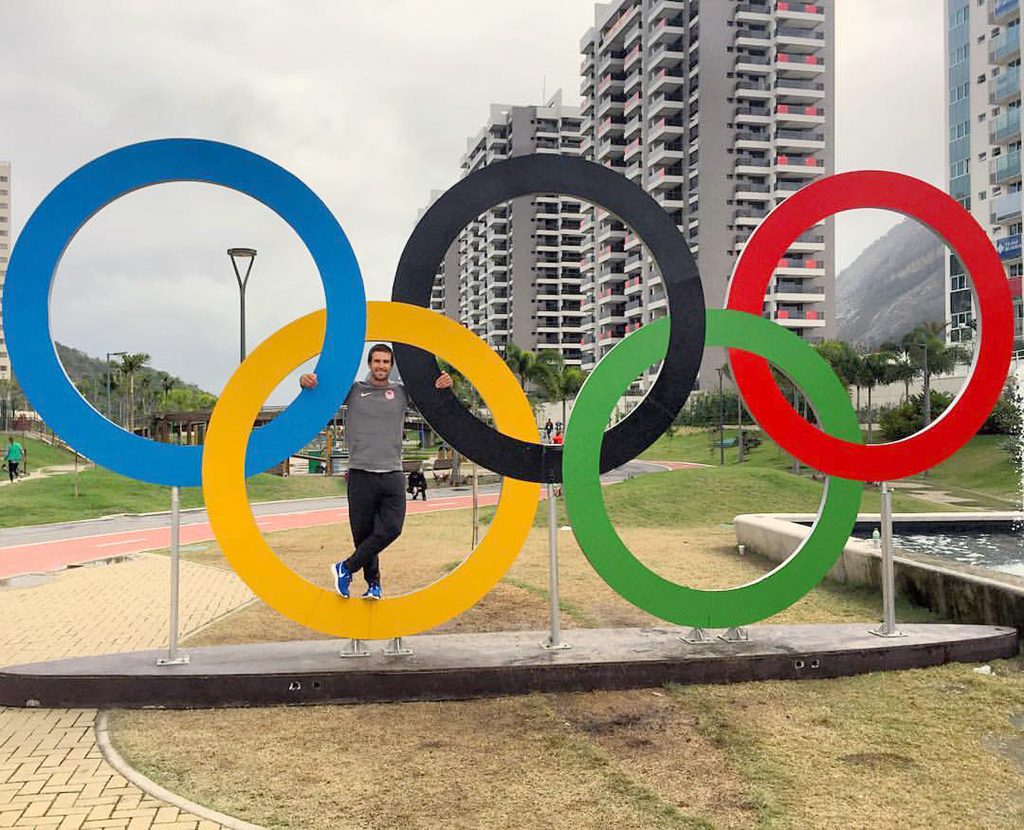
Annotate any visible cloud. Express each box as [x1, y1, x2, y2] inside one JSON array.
[[2, 0, 946, 402]]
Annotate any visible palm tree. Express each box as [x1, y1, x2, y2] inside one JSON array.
[[900, 323, 970, 427], [540, 363, 587, 426], [118, 352, 150, 432], [860, 350, 897, 443], [880, 350, 918, 404], [813, 339, 863, 415], [159, 373, 175, 407]]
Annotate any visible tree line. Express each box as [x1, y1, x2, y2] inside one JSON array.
[[673, 321, 1019, 442]]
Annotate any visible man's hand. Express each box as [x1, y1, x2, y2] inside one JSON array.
[[435, 371, 453, 390], [299, 373, 318, 389]]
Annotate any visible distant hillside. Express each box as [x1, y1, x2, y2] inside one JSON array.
[[836, 219, 945, 348], [55, 343, 210, 399], [1, 344, 216, 417]]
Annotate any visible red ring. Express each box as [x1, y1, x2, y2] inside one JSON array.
[[726, 171, 1013, 482]]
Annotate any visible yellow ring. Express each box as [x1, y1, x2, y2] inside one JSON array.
[[202, 301, 541, 639]]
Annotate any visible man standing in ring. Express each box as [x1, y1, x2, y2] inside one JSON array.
[[300, 344, 452, 599]]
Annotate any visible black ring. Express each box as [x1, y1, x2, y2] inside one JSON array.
[[392, 154, 704, 483]]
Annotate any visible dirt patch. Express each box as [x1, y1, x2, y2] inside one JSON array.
[[117, 507, 1024, 829], [111, 694, 740, 830]]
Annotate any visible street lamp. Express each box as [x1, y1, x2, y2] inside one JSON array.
[[106, 351, 127, 423], [227, 247, 257, 363], [716, 366, 725, 466]]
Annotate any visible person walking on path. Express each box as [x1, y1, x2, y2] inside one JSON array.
[[4, 437, 25, 483], [544, 418, 554, 442], [300, 344, 451, 599]]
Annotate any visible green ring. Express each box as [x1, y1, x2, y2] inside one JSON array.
[[562, 309, 864, 628]]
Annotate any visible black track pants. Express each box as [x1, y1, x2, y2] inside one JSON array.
[[343, 469, 407, 587]]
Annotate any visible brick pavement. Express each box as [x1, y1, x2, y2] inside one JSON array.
[[0, 555, 254, 828]]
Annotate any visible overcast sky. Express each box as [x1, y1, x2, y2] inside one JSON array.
[[0, 1, 945, 404]]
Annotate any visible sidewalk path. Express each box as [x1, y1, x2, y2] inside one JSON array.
[[0, 494, 499, 581], [0, 459, 675, 580], [1, 554, 254, 828]]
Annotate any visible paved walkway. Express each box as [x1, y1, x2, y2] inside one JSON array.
[[0, 464, 83, 489], [0, 555, 254, 828], [0, 494, 499, 580]]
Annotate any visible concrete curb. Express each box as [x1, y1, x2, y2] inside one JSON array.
[[95, 710, 267, 830]]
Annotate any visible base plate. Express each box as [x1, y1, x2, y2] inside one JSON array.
[[0, 624, 1016, 709]]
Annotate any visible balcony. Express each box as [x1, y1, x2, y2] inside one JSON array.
[[991, 107, 1022, 145], [774, 127, 825, 148], [735, 53, 771, 73], [734, 207, 770, 223], [776, 2, 826, 23], [989, 65, 1021, 105], [989, 27, 1021, 65], [736, 27, 771, 49], [773, 308, 826, 327], [991, 191, 1022, 224], [775, 25, 825, 48], [990, 150, 1022, 185], [990, 0, 1019, 25], [736, 2, 771, 21], [736, 104, 772, 124], [735, 180, 772, 198], [773, 282, 826, 302], [736, 129, 771, 147], [734, 78, 772, 98], [774, 77, 826, 97], [735, 155, 772, 176], [776, 52, 825, 73], [775, 102, 824, 125], [775, 154, 826, 175]]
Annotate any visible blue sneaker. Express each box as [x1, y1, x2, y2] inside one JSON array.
[[362, 584, 382, 600], [331, 562, 352, 598]]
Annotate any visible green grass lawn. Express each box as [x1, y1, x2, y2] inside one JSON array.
[[640, 427, 806, 472], [643, 429, 1022, 502], [483, 465, 949, 529], [0, 465, 346, 527], [2, 435, 79, 470], [917, 433, 1019, 501]]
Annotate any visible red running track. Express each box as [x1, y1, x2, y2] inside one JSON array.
[[0, 461, 703, 580], [0, 493, 500, 580]]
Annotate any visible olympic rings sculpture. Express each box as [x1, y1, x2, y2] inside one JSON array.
[[5, 139, 1013, 637]]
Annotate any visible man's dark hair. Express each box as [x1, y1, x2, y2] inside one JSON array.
[[367, 343, 394, 364]]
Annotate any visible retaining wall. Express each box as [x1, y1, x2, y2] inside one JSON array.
[[734, 512, 1024, 632]]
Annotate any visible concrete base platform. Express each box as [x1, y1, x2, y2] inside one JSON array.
[[1, 624, 1017, 709]]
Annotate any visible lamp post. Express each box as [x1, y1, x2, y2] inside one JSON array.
[[227, 248, 257, 363], [716, 366, 725, 466], [106, 350, 127, 423]]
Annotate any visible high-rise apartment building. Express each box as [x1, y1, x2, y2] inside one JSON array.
[[579, 0, 834, 391], [428, 93, 589, 365], [0, 162, 10, 380], [945, 0, 1021, 344]]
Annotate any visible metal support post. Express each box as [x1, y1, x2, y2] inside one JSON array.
[[384, 637, 413, 656], [541, 483, 570, 650], [157, 486, 189, 666], [681, 627, 713, 644], [340, 639, 371, 657], [720, 626, 750, 643], [871, 482, 905, 638]]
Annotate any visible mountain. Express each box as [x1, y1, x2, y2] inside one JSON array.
[[54, 344, 210, 398], [836, 219, 946, 348], [1, 344, 215, 415]]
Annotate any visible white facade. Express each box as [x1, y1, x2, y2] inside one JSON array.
[[945, 0, 1022, 344], [0, 162, 9, 380]]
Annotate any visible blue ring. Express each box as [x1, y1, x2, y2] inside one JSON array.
[[4, 139, 366, 486]]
